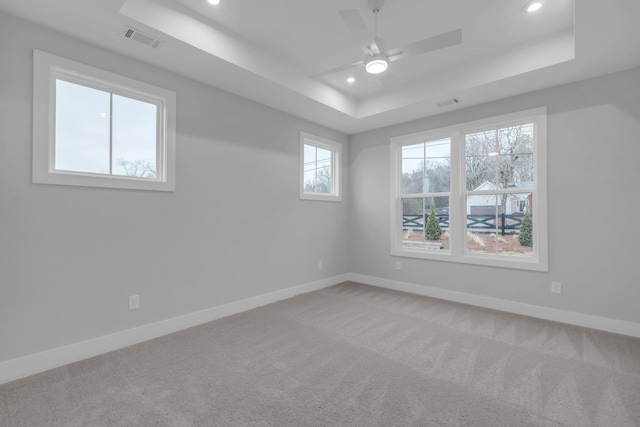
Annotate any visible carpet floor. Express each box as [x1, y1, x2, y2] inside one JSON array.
[[1, 281, 639, 426]]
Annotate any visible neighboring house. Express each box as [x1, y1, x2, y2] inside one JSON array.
[[467, 181, 532, 215]]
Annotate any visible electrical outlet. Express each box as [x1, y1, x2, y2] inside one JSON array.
[[129, 295, 140, 310], [395, 261, 402, 271], [318, 260, 323, 270], [551, 281, 562, 294]]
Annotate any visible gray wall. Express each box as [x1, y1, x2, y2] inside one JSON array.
[[349, 66, 640, 324], [3, 10, 640, 366], [0, 13, 349, 363]]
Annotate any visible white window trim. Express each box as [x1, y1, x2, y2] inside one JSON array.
[[390, 107, 548, 272], [299, 132, 342, 202], [32, 49, 177, 192]]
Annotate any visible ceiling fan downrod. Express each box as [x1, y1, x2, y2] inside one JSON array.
[[365, 0, 388, 74]]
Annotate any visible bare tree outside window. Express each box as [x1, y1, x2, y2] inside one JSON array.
[[116, 158, 157, 178], [303, 144, 332, 194], [466, 124, 534, 213]]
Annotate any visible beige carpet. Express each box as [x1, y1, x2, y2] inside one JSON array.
[[1, 281, 639, 426]]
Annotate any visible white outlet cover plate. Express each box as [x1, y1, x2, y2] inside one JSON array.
[[129, 295, 140, 310]]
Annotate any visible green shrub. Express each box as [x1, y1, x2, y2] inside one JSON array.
[[425, 200, 442, 241], [518, 209, 533, 247]]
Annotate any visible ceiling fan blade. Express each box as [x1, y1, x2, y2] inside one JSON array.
[[388, 28, 462, 62], [312, 60, 365, 78], [339, 9, 372, 55], [371, 37, 385, 55]]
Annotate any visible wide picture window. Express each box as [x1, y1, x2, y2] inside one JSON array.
[[390, 108, 548, 271], [33, 50, 176, 191]]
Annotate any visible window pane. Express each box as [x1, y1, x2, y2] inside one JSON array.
[[402, 139, 450, 194], [496, 124, 534, 189], [303, 144, 333, 194], [466, 124, 534, 191], [314, 168, 331, 193], [466, 194, 499, 255], [402, 143, 424, 194], [425, 139, 451, 193], [304, 170, 316, 192], [499, 193, 534, 257], [303, 144, 317, 192], [402, 196, 449, 251], [112, 95, 158, 178], [55, 79, 110, 174], [316, 147, 332, 194], [466, 194, 533, 257], [304, 144, 317, 164], [316, 147, 331, 162], [465, 130, 497, 191]]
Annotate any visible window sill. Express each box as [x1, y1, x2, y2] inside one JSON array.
[[33, 169, 175, 192], [300, 192, 342, 202], [391, 247, 548, 272]]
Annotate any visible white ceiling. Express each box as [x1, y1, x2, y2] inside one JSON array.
[[2, 0, 640, 134]]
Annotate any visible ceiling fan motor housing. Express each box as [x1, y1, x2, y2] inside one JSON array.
[[368, 0, 384, 13]]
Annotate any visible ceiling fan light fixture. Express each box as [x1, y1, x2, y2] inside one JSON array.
[[525, 1, 542, 12], [365, 53, 388, 74]]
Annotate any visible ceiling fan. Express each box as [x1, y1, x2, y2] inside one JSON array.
[[325, 0, 462, 76]]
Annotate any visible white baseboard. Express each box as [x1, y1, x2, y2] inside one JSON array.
[[347, 273, 640, 339], [4, 272, 639, 386], [0, 274, 348, 385]]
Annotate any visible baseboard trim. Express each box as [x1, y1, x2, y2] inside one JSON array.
[[4, 272, 638, 386], [0, 274, 348, 385], [347, 273, 640, 339]]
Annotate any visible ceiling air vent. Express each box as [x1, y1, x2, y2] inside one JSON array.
[[121, 26, 163, 48], [436, 98, 461, 108]]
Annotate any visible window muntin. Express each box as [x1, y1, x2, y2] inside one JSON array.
[[54, 79, 159, 178], [465, 124, 534, 191], [464, 194, 534, 258], [303, 144, 332, 194], [391, 108, 547, 271], [401, 138, 451, 194], [402, 196, 450, 251], [33, 50, 176, 191], [464, 122, 535, 259], [299, 132, 341, 201], [399, 138, 451, 252]]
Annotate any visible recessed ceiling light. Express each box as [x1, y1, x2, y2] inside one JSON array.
[[346, 76, 356, 84], [525, 1, 542, 12], [207, 0, 220, 5]]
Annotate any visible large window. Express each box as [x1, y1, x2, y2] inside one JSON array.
[[391, 107, 547, 271], [400, 138, 451, 252], [33, 50, 176, 191], [300, 132, 342, 201]]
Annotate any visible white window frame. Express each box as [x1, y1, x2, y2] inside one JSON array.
[[299, 132, 342, 202], [390, 107, 548, 272], [32, 50, 177, 191]]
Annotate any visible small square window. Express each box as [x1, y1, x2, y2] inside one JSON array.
[[299, 132, 341, 201], [33, 50, 176, 191]]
